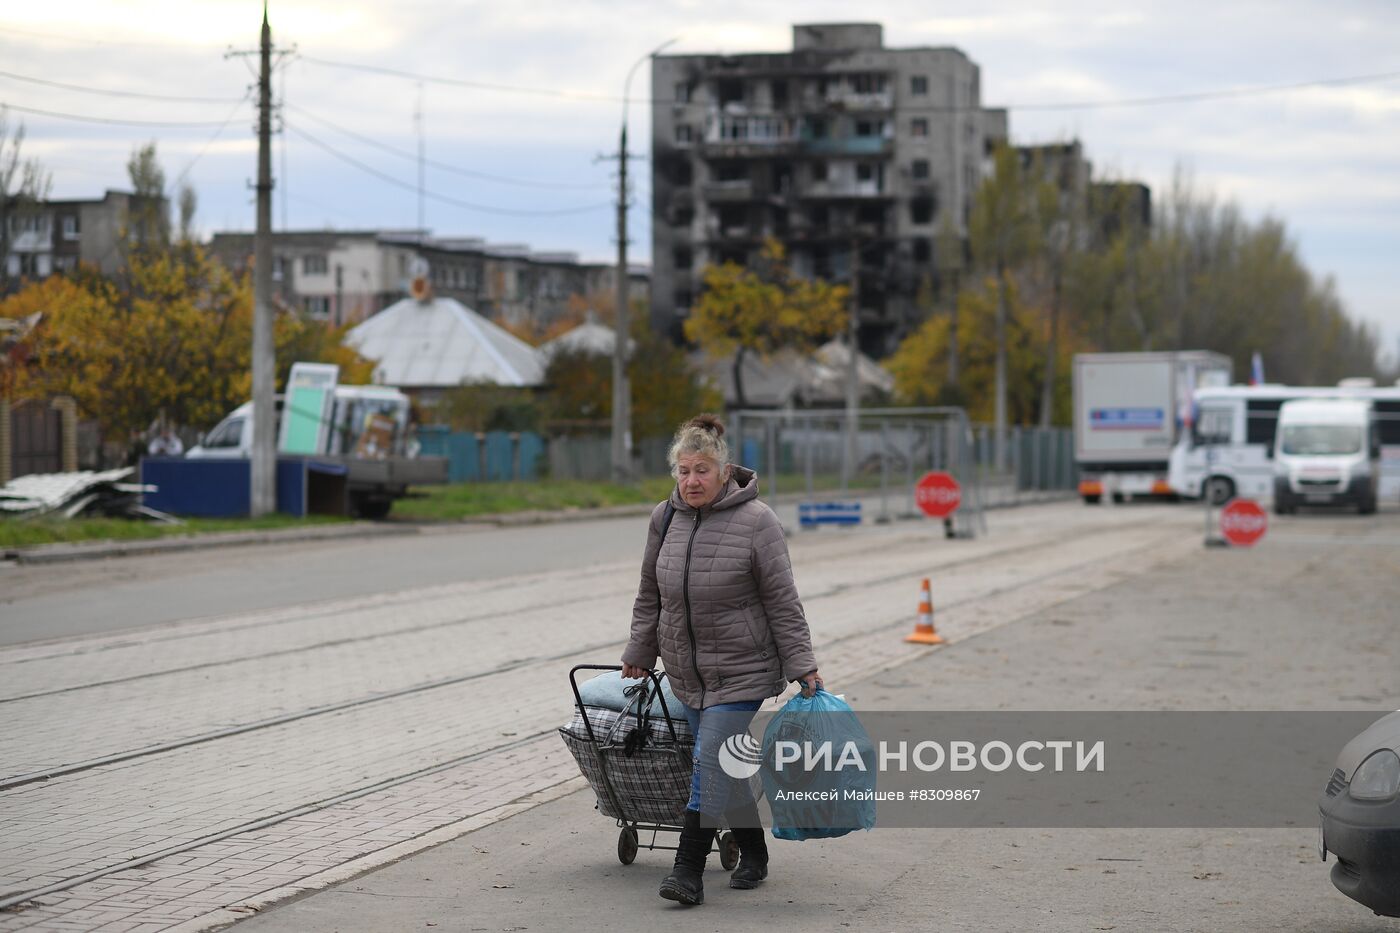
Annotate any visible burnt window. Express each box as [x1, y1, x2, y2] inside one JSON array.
[[911, 118, 929, 138], [673, 247, 692, 270], [811, 162, 829, 182], [850, 73, 886, 94], [718, 205, 747, 232], [856, 163, 875, 182], [674, 124, 693, 145], [717, 79, 744, 106], [911, 75, 928, 96], [772, 162, 793, 193], [1245, 399, 1284, 448], [910, 198, 934, 225], [673, 204, 694, 226], [855, 119, 877, 137], [674, 81, 692, 104], [772, 80, 789, 109], [807, 116, 828, 139], [912, 238, 932, 263], [714, 162, 746, 182], [856, 204, 883, 225], [673, 161, 693, 186], [911, 159, 930, 180]]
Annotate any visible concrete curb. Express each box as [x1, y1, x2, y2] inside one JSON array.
[[5, 522, 421, 566], [6, 489, 1078, 565]]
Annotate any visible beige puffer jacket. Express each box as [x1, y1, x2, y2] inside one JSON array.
[[622, 466, 818, 709]]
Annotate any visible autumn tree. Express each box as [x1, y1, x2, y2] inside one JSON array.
[[540, 303, 720, 439], [686, 239, 848, 409], [0, 244, 371, 439], [970, 144, 1042, 465], [125, 141, 170, 252], [887, 276, 1083, 425]]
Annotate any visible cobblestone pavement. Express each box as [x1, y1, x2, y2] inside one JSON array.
[[0, 502, 1202, 931]]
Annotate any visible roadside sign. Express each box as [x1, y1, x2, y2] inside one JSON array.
[[1219, 498, 1267, 547], [799, 501, 862, 528], [915, 471, 961, 518]]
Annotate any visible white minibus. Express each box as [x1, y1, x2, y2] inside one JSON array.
[[1167, 384, 1400, 506]]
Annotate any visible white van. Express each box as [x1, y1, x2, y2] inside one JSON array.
[[1273, 398, 1380, 514]]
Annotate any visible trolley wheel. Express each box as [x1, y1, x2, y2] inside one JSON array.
[[718, 831, 740, 871], [617, 826, 638, 865]]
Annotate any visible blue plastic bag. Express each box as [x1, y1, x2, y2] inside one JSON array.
[[760, 689, 877, 840]]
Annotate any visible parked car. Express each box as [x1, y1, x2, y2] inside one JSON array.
[[1319, 710, 1400, 917]]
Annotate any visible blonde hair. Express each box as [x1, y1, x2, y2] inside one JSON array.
[[668, 413, 730, 477]]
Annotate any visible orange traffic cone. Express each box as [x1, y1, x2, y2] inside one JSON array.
[[904, 577, 945, 645]]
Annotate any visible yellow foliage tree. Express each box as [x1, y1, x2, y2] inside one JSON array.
[[0, 244, 372, 439], [685, 239, 848, 409], [887, 276, 1082, 426]]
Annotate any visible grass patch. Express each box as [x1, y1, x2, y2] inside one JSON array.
[[393, 478, 677, 521], [0, 513, 348, 550]]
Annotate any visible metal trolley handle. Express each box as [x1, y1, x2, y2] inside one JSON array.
[[568, 664, 680, 744]]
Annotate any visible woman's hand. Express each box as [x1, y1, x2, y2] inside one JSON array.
[[621, 663, 648, 680], [799, 670, 824, 698]]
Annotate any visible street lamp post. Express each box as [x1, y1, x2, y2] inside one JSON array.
[[611, 38, 678, 483]]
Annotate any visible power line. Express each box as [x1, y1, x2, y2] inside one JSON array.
[[0, 67, 245, 103], [0, 100, 245, 128], [297, 54, 626, 103], [173, 89, 256, 189], [0, 23, 195, 50], [299, 54, 1400, 111], [936, 69, 1400, 113], [285, 103, 605, 191], [284, 122, 612, 217]]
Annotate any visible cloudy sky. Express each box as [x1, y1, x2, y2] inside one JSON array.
[[3, 1, 1397, 359]]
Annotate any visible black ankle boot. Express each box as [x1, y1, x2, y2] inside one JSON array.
[[725, 800, 769, 889], [659, 809, 716, 906]]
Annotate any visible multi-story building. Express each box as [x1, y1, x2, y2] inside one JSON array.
[[2, 190, 168, 291], [208, 231, 648, 330], [1016, 141, 1153, 247], [208, 230, 417, 325], [650, 22, 1008, 354]]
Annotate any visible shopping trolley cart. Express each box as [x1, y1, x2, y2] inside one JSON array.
[[560, 664, 739, 868]]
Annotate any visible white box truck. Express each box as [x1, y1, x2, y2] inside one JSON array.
[[1073, 351, 1232, 504]]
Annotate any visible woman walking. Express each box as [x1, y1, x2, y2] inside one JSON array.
[[622, 413, 823, 906]]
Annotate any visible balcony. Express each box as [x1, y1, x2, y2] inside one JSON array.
[[803, 136, 892, 157], [802, 179, 890, 199], [702, 180, 754, 202], [828, 89, 893, 110], [701, 113, 802, 156]]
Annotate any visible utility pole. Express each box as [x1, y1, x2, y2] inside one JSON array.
[[603, 39, 676, 483], [610, 115, 632, 483], [250, 3, 276, 515], [229, 3, 292, 515], [842, 236, 861, 490]]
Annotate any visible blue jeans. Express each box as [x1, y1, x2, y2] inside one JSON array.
[[680, 700, 762, 818]]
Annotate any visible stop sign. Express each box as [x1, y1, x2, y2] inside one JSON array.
[[1220, 498, 1267, 547], [915, 471, 962, 518]]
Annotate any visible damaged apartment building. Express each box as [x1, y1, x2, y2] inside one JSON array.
[[651, 23, 1008, 355]]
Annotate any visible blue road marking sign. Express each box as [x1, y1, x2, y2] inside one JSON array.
[[799, 501, 862, 528], [1090, 407, 1165, 431]]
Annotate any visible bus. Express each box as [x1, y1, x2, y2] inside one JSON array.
[[1167, 383, 1400, 505]]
